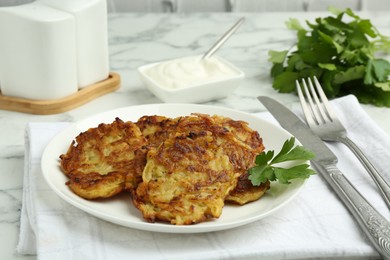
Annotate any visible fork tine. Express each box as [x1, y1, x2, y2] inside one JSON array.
[[296, 80, 317, 127], [307, 77, 328, 124], [301, 78, 322, 125], [313, 76, 336, 122]]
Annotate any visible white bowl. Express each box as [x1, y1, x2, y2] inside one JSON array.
[[138, 55, 245, 103]]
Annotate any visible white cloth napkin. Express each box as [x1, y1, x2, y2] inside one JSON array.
[[17, 95, 390, 260]]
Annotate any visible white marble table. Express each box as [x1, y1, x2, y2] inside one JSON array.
[[1, 12, 390, 260]]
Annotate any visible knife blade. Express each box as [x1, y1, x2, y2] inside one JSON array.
[[258, 96, 337, 166], [258, 96, 390, 258]]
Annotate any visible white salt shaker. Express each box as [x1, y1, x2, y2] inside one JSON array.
[[36, 0, 110, 88], [0, 3, 78, 100]]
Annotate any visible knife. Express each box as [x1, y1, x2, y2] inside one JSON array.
[[258, 96, 390, 259]]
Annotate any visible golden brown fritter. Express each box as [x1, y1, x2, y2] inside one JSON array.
[[132, 114, 264, 224], [225, 173, 270, 205], [211, 115, 267, 204], [60, 118, 147, 199], [132, 130, 240, 225], [135, 113, 267, 207]]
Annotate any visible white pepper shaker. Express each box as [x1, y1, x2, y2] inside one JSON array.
[[36, 0, 110, 88], [0, 3, 78, 100]]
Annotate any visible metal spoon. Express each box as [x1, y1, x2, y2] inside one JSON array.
[[202, 17, 245, 60]]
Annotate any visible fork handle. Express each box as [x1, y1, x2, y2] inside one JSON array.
[[312, 161, 390, 259], [338, 135, 390, 210]]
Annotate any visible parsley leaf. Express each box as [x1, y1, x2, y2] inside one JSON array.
[[269, 8, 390, 107], [248, 137, 316, 185], [268, 50, 289, 64]]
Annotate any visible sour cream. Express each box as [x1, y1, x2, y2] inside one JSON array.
[[143, 55, 242, 89]]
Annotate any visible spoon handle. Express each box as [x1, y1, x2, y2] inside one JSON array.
[[202, 17, 245, 60]]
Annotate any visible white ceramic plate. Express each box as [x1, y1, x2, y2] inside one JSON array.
[[41, 104, 306, 233]]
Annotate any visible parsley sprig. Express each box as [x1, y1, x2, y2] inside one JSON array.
[[269, 8, 390, 107], [248, 137, 316, 185]]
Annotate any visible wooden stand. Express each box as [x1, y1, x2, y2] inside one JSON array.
[[0, 72, 120, 115]]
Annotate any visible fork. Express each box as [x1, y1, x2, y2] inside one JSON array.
[[297, 76, 390, 210]]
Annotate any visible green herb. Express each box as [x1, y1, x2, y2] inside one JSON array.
[[269, 8, 390, 107], [248, 137, 316, 185]]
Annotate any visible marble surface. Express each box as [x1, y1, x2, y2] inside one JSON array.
[[1, 12, 390, 259]]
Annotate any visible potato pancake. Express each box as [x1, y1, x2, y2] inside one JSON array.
[[59, 118, 147, 199], [225, 173, 270, 205], [133, 129, 240, 225], [133, 114, 265, 224], [135, 114, 267, 207], [211, 115, 268, 204]]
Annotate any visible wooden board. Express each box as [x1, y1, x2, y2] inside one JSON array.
[[0, 72, 120, 115]]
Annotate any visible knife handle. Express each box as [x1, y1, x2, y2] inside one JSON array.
[[312, 161, 390, 259], [338, 135, 390, 210]]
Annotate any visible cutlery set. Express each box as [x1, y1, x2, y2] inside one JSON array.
[[297, 77, 390, 209], [258, 77, 390, 259]]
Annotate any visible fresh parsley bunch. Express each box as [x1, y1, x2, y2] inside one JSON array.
[[269, 8, 390, 107], [249, 137, 315, 185]]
